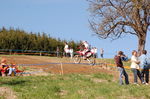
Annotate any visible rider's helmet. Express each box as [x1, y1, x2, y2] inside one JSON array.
[[82, 40, 86, 43], [82, 40, 88, 44]]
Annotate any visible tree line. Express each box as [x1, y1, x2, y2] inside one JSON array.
[[0, 27, 79, 53]]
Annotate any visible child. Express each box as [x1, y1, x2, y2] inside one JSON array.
[[7, 63, 17, 76], [0, 57, 9, 76]]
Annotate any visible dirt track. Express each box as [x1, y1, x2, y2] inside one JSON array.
[[0, 56, 117, 74], [1, 55, 135, 81]]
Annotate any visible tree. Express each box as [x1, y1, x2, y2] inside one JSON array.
[[0, 27, 79, 53], [88, 0, 150, 53]]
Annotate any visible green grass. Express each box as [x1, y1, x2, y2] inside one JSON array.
[[0, 73, 150, 99], [0, 56, 147, 99], [96, 58, 131, 67], [0, 96, 5, 99]]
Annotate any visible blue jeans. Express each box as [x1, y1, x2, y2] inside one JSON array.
[[141, 68, 149, 83], [8, 68, 16, 76], [131, 68, 141, 83], [117, 67, 129, 85]]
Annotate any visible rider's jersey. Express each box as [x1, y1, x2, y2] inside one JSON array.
[[64, 45, 69, 49], [83, 42, 89, 49]]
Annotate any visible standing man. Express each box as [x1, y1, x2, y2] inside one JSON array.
[[64, 42, 69, 57], [56, 46, 60, 57], [69, 47, 74, 59], [139, 50, 149, 85], [94, 47, 98, 58], [100, 48, 104, 58], [114, 51, 129, 85]]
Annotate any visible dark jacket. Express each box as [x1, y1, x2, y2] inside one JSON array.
[[114, 55, 123, 68]]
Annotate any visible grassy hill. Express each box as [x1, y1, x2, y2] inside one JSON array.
[[0, 56, 149, 99], [0, 73, 150, 99]]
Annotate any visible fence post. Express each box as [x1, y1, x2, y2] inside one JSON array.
[[60, 63, 64, 75]]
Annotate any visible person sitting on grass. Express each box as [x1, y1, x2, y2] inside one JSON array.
[[0, 64, 2, 76], [0, 57, 9, 77], [13, 64, 26, 76], [8, 62, 26, 76], [7, 63, 17, 76]]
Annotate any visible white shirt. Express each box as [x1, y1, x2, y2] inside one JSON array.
[[83, 42, 89, 49], [94, 48, 97, 54], [91, 48, 95, 53], [130, 55, 140, 69], [64, 45, 68, 49], [69, 49, 73, 53], [64, 44, 69, 53]]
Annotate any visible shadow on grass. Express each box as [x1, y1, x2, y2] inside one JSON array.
[[1, 80, 28, 86]]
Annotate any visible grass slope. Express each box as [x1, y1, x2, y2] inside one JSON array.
[[0, 73, 150, 99]]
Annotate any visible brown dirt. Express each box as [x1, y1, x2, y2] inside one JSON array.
[[0, 55, 134, 82], [0, 87, 17, 99]]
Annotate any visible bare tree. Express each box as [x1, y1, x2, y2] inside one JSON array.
[[88, 0, 150, 53]]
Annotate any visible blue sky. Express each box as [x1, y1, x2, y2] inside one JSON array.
[[0, 0, 150, 58]]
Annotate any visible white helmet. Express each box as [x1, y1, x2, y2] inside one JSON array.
[[82, 40, 85, 42], [82, 41, 87, 43]]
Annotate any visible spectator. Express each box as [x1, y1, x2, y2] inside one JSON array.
[[94, 47, 98, 58], [69, 47, 74, 59], [91, 47, 98, 58], [130, 50, 142, 85], [100, 48, 104, 58], [139, 50, 149, 85], [114, 51, 129, 85], [0, 57, 9, 76], [56, 46, 60, 57], [64, 42, 70, 57], [0, 63, 2, 76], [7, 63, 17, 76]]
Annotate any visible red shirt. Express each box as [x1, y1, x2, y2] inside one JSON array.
[[114, 55, 123, 68]]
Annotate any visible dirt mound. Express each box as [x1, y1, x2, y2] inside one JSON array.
[[0, 87, 17, 99]]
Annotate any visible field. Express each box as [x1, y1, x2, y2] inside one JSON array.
[[0, 55, 150, 99]]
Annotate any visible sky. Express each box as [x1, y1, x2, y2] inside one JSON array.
[[0, 0, 150, 58]]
